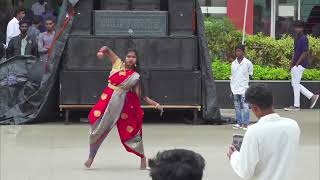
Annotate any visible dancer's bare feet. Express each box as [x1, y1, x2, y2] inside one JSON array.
[[84, 157, 94, 168], [140, 157, 147, 170]]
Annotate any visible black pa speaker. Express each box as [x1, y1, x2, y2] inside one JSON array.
[[168, 0, 195, 36], [59, 70, 201, 105], [70, 0, 93, 35], [147, 70, 201, 105], [62, 36, 197, 71], [59, 71, 110, 105], [100, 0, 131, 10], [62, 36, 128, 71], [132, 0, 161, 11], [132, 36, 198, 70]]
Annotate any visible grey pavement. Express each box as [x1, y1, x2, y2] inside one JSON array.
[[0, 109, 319, 180]]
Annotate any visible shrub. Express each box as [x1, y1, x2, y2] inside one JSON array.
[[212, 60, 320, 80], [211, 59, 231, 80], [246, 34, 293, 68], [309, 36, 320, 68], [204, 18, 242, 60]]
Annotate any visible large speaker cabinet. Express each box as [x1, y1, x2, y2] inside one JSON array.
[[59, 70, 201, 105], [132, 0, 161, 10], [100, 0, 161, 10], [70, 0, 93, 35], [168, 0, 195, 35], [100, 0, 130, 10], [62, 36, 198, 71]]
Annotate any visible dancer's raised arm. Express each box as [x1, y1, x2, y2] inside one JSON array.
[[97, 46, 120, 64]]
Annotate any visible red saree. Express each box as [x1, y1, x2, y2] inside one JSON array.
[[87, 66, 145, 159]]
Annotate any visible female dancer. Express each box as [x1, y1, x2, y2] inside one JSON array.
[[84, 46, 163, 170]]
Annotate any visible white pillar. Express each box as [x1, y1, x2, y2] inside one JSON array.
[[298, 0, 301, 20], [242, 0, 249, 44], [270, 0, 276, 38]]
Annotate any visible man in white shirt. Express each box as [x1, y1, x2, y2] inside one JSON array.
[[6, 7, 26, 47], [227, 84, 300, 180], [230, 45, 253, 130]]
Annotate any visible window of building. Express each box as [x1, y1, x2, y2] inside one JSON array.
[[254, 0, 299, 38], [254, 0, 272, 35], [198, 0, 227, 6], [199, 0, 227, 18], [253, 0, 319, 38], [303, 0, 320, 37], [276, 0, 298, 38]]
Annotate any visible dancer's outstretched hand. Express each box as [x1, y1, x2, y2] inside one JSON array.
[[155, 104, 164, 116], [97, 46, 108, 59]]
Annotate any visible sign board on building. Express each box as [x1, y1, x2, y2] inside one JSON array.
[[93, 10, 168, 36]]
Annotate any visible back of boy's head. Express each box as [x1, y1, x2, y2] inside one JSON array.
[[19, 19, 30, 27], [149, 149, 205, 180], [14, 7, 25, 17], [245, 83, 274, 110], [45, 15, 56, 23], [33, 15, 41, 25], [235, 44, 245, 52]]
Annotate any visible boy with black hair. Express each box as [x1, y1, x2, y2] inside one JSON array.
[[227, 84, 300, 180], [149, 149, 205, 180], [284, 20, 319, 111], [230, 45, 253, 130]]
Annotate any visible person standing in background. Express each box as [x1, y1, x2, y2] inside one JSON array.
[[40, 3, 56, 32], [0, 0, 14, 45], [31, 0, 47, 16], [284, 20, 319, 111], [27, 15, 41, 38], [6, 7, 25, 47], [38, 16, 55, 62], [18, 0, 34, 23], [6, 20, 38, 58], [230, 45, 253, 130]]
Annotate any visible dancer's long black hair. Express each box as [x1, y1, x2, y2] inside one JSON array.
[[124, 48, 146, 99]]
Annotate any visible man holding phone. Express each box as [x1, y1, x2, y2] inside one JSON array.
[[227, 84, 300, 180]]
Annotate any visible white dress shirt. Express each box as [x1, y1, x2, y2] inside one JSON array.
[[21, 36, 28, 55], [230, 113, 300, 180], [230, 58, 253, 95], [6, 17, 20, 46]]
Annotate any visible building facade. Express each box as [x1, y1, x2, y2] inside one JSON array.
[[199, 0, 320, 38]]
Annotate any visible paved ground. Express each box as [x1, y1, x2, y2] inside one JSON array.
[[0, 110, 319, 180]]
